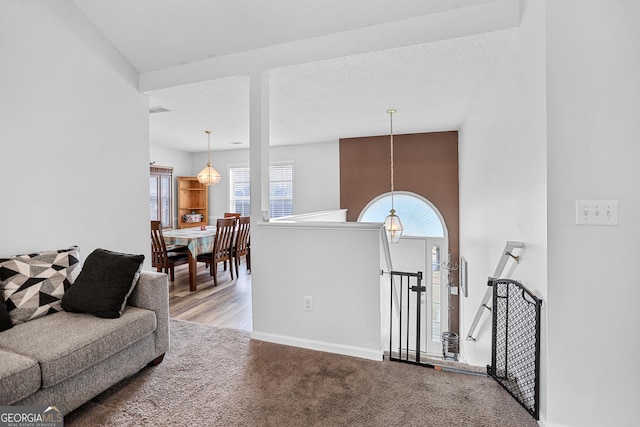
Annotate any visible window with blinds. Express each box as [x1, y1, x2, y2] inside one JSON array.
[[229, 167, 251, 216], [229, 163, 293, 218], [269, 164, 293, 218]]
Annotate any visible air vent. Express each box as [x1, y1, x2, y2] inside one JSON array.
[[149, 106, 171, 114]]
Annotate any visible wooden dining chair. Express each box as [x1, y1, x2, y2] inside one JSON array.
[[224, 212, 241, 221], [222, 213, 242, 271], [232, 216, 251, 276], [196, 218, 236, 286], [150, 220, 189, 281]]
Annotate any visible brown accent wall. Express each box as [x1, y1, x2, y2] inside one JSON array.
[[339, 131, 460, 333]]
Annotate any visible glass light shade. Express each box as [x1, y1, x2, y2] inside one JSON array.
[[385, 209, 403, 243], [197, 163, 221, 186]]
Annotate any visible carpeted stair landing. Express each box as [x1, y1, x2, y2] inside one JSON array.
[[65, 319, 538, 426]]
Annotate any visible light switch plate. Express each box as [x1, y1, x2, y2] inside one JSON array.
[[576, 200, 618, 226]]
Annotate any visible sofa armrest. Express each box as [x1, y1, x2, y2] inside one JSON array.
[[127, 271, 169, 358]]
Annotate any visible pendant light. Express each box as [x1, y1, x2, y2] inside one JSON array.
[[384, 109, 403, 243], [197, 130, 222, 186]]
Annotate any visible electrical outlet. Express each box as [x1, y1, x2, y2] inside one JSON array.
[[303, 296, 313, 312], [576, 200, 619, 226]]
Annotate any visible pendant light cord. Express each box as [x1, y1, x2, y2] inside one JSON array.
[[388, 109, 396, 211], [205, 130, 212, 166]]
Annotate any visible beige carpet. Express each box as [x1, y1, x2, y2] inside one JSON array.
[[65, 320, 538, 426]]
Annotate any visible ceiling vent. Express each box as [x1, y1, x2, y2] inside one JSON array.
[[149, 106, 171, 114]]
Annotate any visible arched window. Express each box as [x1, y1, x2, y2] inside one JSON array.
[[358, 192, 445, 238]]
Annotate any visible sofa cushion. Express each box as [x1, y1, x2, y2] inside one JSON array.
[[0, 348, 41, 405], [0, 307, 156, 388], [0, 246, 80, 325], [62, 249, 144, 318]]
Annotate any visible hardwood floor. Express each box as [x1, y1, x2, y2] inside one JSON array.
[[168, 261, 252, 331]]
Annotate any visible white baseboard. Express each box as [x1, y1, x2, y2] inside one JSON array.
[[537, 419, 569, 427], [250, 331, 383, 361]]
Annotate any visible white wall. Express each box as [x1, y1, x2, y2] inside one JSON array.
[[462, 1, 640, 425], [459, 0, 549, 423], [546, 2, 640, 426], [0, 1, 149, 263], [251, 221, 384, 360], [459, 0, 547, 367], [272, 141, 341, 215], [149, 145, 193, 177], [196, 148, 249, 222], [195, 140, 340, 221]]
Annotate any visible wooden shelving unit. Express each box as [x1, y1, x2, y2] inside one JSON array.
[[177, 176, 208, 229]]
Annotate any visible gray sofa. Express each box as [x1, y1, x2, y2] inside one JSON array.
[[0, 271, 169, 414]]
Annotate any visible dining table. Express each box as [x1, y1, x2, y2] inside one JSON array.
[[162, 226, 216, 291]]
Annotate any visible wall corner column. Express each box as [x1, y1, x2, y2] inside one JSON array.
[[249, 70, 270, 221]]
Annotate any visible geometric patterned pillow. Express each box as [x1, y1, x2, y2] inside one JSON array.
[[0, 246, 80, 325]]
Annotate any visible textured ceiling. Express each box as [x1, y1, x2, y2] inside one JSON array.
[[73, 0, 519, 152], [268, 30, 517, 145]]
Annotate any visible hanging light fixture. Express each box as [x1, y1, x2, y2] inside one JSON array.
[[384, 109, 403, 243], [197, 130, 222, 186]]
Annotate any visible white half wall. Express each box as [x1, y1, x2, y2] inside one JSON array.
[[251, 221, 384, 360], [271, 209, 347, 222], [0, 1, 149, 263], [546, 1, 640, 426]]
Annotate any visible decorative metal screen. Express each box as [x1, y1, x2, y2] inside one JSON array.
[[488, 278, 542, 420]]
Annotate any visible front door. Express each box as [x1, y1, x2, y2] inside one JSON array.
[[389, 236, 448, 356]]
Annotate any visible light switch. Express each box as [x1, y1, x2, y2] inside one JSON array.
[[576, 200, 618, 226]]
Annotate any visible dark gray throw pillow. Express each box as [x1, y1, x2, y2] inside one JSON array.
[[0, 301, 12, 331], [62, 248, 144, 318]]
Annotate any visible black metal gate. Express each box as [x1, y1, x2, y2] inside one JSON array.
[[487, 278, 542, 420], [388, 270, 426, 365]]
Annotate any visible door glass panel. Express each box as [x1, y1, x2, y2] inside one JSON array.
[[150, 167, 173, 228], [150, 177, 159, 221], [160, 176, 171, 227], [431, 244, 441, 342]]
